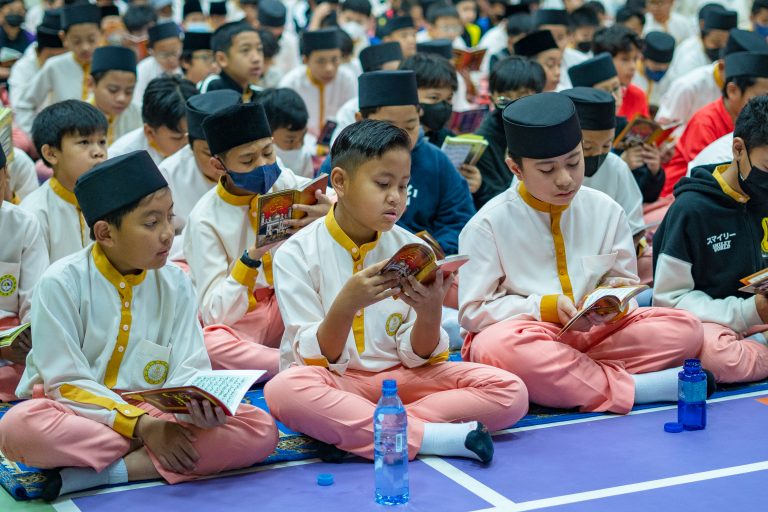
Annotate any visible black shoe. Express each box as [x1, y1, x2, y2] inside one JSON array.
[[464, 422, 494, 464], [704, 369, 717, 398], [39, 469, 62, 502]]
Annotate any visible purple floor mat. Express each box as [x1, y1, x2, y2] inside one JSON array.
[[73, 459, 492, 512], [447, 396, 768, 503]]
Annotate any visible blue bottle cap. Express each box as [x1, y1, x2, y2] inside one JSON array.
[[664, 422, 684, 433], [317, 473, 334, 486]]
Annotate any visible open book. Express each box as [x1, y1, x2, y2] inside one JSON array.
[[447, 108, 487, 134], [380, 243, 469, 286], [558, 285, 648, 336], [0, 108, 13, 164], [441, 134, 489, 169], [452, 48, 487, 72], [415, 230, 445, 260], [122, 369, 265, 416], [255, 174, 327, 248], [613, 115, 680, 151], [738, 268, 768, 294], [0, 323, 29, 348]]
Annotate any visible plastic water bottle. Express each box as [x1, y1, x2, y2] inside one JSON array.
[[678, 359, 707, 430], [374, 379, 409, 505]]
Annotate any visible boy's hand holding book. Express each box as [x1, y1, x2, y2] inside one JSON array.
[[0, 323, 32, 364], [336, 259, 402, 313], [282, 189, 335, 235], [399, 271, 455, 316], [135, 415, 199, 474], [458, 164, 482, 194]]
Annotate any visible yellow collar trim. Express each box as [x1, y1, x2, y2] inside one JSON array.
[[216, 179, 255, 206], [49, 177, 79, 207], [518, 181, 570, 214], [713, 164, 749, 203], [324, 205, 380, 255], [714, 64, 724, 90], [92, 243, 147, 289], [306, 66, 325, 89]]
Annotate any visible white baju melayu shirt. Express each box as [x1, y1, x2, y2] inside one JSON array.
[[273, 31, 300, 77], [15, 52, 91, 133], [273, 209, 449, 374], [183, 167, 310, 327], [687, 132, 733, 174], [278, 64, 358, 138], [108, 127, 166, 165], [132, 56, 182, 108], [656, 62, 721, 130], [583, 152, 645, 236], [8, 43, 39, 108], [17, 243, 211, 438], [19, 178, 89, 263], [558, 47, 589, 91], [330, 97, 358, 147], [478, 24, 507, 77], [7, 147, 39, 202], [0, 202, 48, 324], [643, 12, 697, 45], [664, 36, 710, 86], [458, 181, 638, 333]]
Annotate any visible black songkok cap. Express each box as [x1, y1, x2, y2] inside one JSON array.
[[703, 9, 737, 31], [568, 52, 617, 87], [209, 1, 228, 15], [502, 92, 582, 158], [183, 30, 212, 51], [91, 46, 138, 75], [534, 8, 568, 27], [560, 87, 616, 130], [513, 29, 558, 57], [148, 21, 181, 46], [258, 0, 287, 27], [202, 103, 272, 155], [75, 151, 168, 227], [61, 4, 101, 30], [643, 31, 675, 64], [375, 15, 414, 38], [183, 0, 203, 18], [358, 70, 419, 109], [360, 42, 403, 72], [186, 89, 241, 141], [416, 39, 453, 60], [301, 28, 341, 55], [725, 51, 768, 80], [724, 28, 768, 56]]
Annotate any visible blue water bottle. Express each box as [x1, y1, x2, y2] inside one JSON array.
[[374, 379, 409, 505], [678, 359, 707, 430]]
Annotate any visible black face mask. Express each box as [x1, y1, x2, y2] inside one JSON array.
[[420, 101, 452, 132], [704, 46, 722, 62], [738, 152, 768, 200], [584, 153, 608, 177], [576, 41, 592, 53], [4, 13, 23, 28]]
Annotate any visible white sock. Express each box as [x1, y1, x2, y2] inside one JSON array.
[[746, 332, 768, 346], [632, 367, 681, 404], [59, 459, 128, 496], [418, 421, 482, 460]]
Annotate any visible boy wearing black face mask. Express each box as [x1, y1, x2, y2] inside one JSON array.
[[183, 102, 332, 378], [653, 96, 768, 387], [0, 0, 32, 56]]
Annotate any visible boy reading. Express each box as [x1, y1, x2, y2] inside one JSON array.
[[184, 103, 332, 377], [0, 150, 279, 500], [199, 21, 264, 101], [592, 25, 649, 120], [133, 22, 183, 108], [458, 92, 706, 414], [88, 46, 142, 146], [377, 15, 418, 58], [630, 31, 675, 118], [20, 100, 107, 263], [265, 119, 528, 462], [513, 30, 562, 92]]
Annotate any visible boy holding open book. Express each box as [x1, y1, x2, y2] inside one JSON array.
[[458, 92, 707, 415], [653, 96, 768, 385], [183, 103, 332, 377], [0, 151, 278, 500], [265, 119, 527, 463]]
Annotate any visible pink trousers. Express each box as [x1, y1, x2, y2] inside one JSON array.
[[203, 290, 284, 379], [463, 308, 703, 414], [0, 399, 278, 484], [264, 362, 528, 460], [0, 316, 23, 401], [699, 322, 768, 383]]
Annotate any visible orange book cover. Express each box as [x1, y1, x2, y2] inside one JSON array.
[[255, 174, 327, 247]]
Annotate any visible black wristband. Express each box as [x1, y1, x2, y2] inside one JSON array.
[[240, 249, 262, 269]]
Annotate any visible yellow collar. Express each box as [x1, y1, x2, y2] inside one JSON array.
[[92, 243, 147, 289], [714, 64, 724, 89], [518, 181, 570, 214], [216, 179, 255, 206], [324, 205, 380, 255], [49, 177, 79, 207], [73, 52, 90, 71], [713, 164, 748, 203], [148, 139, 167, 159], [306, 66, 325, 89]]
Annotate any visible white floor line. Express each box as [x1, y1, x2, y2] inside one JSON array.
[[494, 388, 768, 435], [419, 456, 519, 510], [468, 461, 768, 512]]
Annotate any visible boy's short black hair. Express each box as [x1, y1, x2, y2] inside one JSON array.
[[142, 76, 199, 131], [592, 25, 642, 56], [331, 119, 411, 173], [211, 21, 257, 55], [91, 69, 135, 85], [255, 88, 309, 131], [400, 53, 458, 91], [585, 1, 605, 15], [625, 0, 646, 12], [88, 188, 169, 240], [32, 100, 108, 167], [569, 5, 600, 30], [123, 4, 157, 33], [616, 6, 645, 26], [753, 0, 768, 14], [426, 4, 460, 24], [723, 75, 758, 99], [506, 13, 533, 37], [734, 95, 768, 151], [257, 28, 280, 59], [490, 55, 545, 94]]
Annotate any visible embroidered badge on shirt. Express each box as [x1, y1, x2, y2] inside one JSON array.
[[0, 274, 17, 296], [385, 313, 404, 336], [706, 232, 736, 253], [143, 360, 169, 385]]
